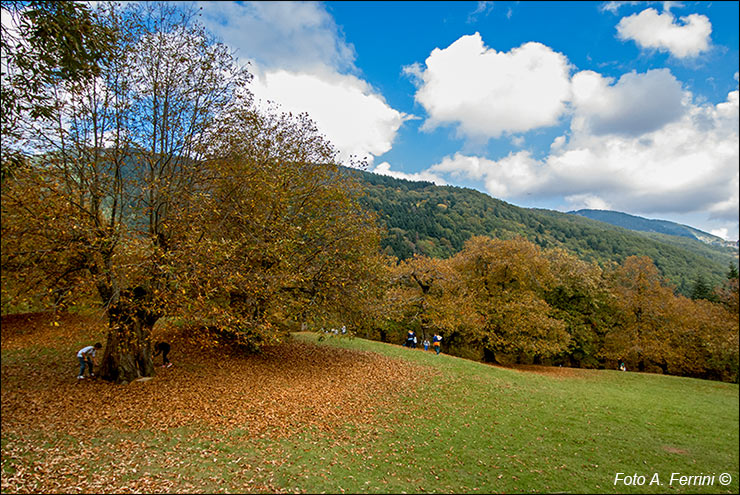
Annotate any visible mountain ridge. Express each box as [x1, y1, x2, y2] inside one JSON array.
[[348, 168, 738, 296], [568, 208, 738, 248]]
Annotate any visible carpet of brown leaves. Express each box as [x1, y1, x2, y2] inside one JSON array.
[[1, 312, 435, 493]]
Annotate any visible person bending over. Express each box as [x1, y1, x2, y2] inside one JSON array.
[[153, 341, 172, 367]]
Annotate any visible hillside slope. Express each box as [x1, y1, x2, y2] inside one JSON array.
[[350, 169, 737, 296]]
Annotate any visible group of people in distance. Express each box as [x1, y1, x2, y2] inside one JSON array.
[[75, 341, 172, 379], [405, 330, 443, 355]]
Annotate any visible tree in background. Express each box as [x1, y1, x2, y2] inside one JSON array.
[[715, 266, 739, 316], [603, 256, 683, 373], [727, 262, 739, 281], [544, 248, 612, 368], [668, 296, 738, 381], [384, 254, 473, 346], [452, 236, 569, 363], [690, 274, 716, 302]]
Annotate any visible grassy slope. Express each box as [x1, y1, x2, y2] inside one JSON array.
[[291, 334, 739, 494], [2, 316, 738, 494]]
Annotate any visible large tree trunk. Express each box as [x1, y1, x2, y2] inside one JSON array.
[[99, 288, 159, 384]]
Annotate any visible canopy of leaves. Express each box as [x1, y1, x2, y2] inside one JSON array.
[[379, 236, 738, 382], [1, 0, 115, 175]]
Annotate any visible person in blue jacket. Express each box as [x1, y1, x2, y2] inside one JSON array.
[[432, 333, 442, 355]]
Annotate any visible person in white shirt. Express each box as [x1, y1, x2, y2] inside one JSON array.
[[77, 343, 102, 379]]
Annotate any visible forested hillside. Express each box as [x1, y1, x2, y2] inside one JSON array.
[[350, 169, 738, 296]]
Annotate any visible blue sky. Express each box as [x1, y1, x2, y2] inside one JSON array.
[[194, 1, 740, 241]]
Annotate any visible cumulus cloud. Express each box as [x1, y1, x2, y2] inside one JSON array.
[[196, 0, 355, 72], [373, 162, 447, 185], [430, 151, 545, 198], [564, 194, 613, 211], [195, 1, 409, 166], [250, 69, 411, 164], [570, 68, 687, 136], [406, 33, 572, 140], [425, 87, 739, 237], [616, 7, 712, 58]]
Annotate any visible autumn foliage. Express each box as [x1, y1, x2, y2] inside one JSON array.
[[377, 238, 738, 382]]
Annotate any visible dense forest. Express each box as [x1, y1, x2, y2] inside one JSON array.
[[368, 236, 739, 382], [350, 169, 738, 297]]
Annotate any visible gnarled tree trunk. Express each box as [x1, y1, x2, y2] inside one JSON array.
[[99, 288, 159, 384]]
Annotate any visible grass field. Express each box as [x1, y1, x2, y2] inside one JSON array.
[[2, 312, 738, 493]]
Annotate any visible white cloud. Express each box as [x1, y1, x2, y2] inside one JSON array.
[[196, 1, 355, 72], [570, 69, 687, 136], [407, 33, 572, 140], [552, 89, 738, 216], [425, 86, 739, 238], [616, 7, 712, 58], [550, 135, 567, 151], [662, 2, 685, 14], [431, 153, 489, 181], [600, 1, 642, 14], [564, 194, 613, 211], [467, 1, 494, 23], [195, 1, 409, 166], [373, 162, 447, 185], [431, 151, 547, 198], [250, 69, 411, 164]]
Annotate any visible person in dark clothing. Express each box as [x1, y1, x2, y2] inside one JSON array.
[[153, 341, 172, 367], [405, 330, 416, 348], [433, 333, 443, 355]]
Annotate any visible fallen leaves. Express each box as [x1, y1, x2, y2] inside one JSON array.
[[1, 312, 436, 493]]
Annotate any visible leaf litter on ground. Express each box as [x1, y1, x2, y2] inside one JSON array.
[[1, 312, 437, 493]]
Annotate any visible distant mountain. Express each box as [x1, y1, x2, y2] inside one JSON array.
[[568, 209, 738, 249], [347, 169, 738, 297]]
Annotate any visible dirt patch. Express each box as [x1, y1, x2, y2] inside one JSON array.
[[662, 446, 689, 455], [493, 363, 594, 379]]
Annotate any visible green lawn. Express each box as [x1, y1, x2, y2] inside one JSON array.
[[284, 334, 739, 494], [2, 322, 738, 494]]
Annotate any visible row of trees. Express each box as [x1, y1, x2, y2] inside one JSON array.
[[366, 237, 739, 382], [2, 2, 382, 382]]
